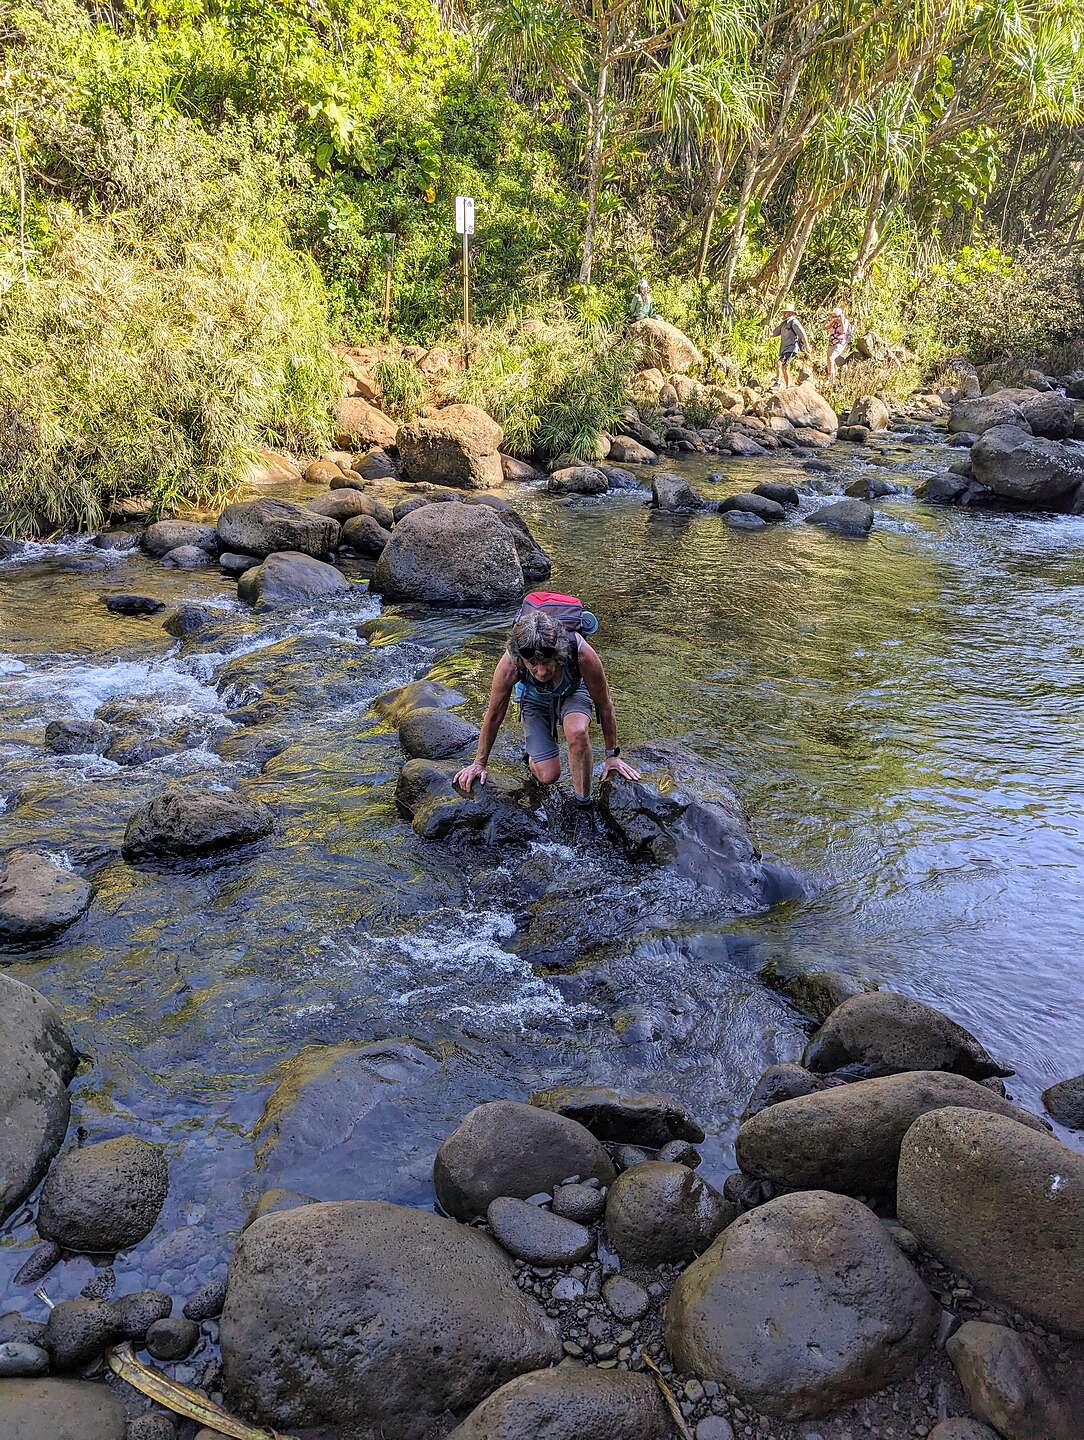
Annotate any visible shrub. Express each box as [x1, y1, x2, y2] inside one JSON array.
[[374, 354, 428, 421]]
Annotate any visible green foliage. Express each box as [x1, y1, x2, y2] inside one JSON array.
[[374, 353, 427, 421]]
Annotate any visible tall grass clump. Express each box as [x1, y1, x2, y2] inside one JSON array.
[[453, 308, 637, 459], [374, 353, 428, 421]]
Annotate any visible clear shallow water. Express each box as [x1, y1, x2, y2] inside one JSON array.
[[2, 432, 1083, 1311]]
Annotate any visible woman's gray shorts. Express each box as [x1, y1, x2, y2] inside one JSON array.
[[520, 682, 594, 762]]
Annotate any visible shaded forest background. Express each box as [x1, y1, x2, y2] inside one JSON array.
[[3, 0, 1084, 530]]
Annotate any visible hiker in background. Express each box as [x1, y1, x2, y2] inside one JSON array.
[[771, 302, 809, 388], [826, 305, 852, 380], [629, 277, 656, 320], [454, 594, 641, 841]]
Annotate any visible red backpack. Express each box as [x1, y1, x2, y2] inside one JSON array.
[[515, 591, 599, 639]]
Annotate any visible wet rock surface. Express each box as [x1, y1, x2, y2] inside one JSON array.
[[487, 1197, 593, 1265], [803, 990, 1012, 1079], [236, 550, 352, 608], [530, 1085, 705, 1146], [0, 975, 77, 1221], [1042, 1072, 1084, 1128], [372, 501, 525, 606], [216, 497, 339, 557], [39, 1136, 169, 1252], [0, 850, 92, 941], [447, 1365, 671, 1440], [122, 788, 274, 861]]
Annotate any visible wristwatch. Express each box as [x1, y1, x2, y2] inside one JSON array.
[[606, 746, 621, 758]]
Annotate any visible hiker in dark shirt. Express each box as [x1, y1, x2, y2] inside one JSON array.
[[772, 303, 810, 388]]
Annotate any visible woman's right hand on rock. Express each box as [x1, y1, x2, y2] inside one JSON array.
[[454, 760, 486, 793]]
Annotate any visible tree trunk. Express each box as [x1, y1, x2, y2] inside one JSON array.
[[578, 61, 610, 287], [852, 170, 888, 283], [770, 204, 820, 312], [720, 149, 759, 303], [694, 146, 737, 281], [751, 199, 813, 296]]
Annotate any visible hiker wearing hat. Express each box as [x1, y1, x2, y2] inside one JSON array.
[[629, 277, 656, 320], [454, 592, 641, 840], [771, 303, 810, 388], [826, 305, 852, 380]]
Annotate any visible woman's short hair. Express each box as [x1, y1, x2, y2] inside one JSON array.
[[507, 610, 571, 663]]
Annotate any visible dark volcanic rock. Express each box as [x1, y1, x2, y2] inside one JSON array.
[[548, 465, 609, 496], [898, 1107, 1084, 1336], [220, 1200, 560, 1439], [753, 481, 800, 508], [530, 1084, 705, 1146], [551, 1183, 606, 1224], [142, 520, 217, 557], [44, 719, 113, 755], [340, 513, 392, 556], [446, 1366, 670, 1440], [218, 550, 257, 577], [0, 1378, 127, 1439], [605, 1162, 735, 1264], [395, 758, 545, 845], [104, 594, 164, 616], [145, 1316, 198, 1361], [434, 1100, 615, 1220], [371, 502, 525, 607], [666, 1189, 937, 1418], [803, 990, 1011, 1079], [122, 788, 274, 861], [0, 1342, 49, 1377], [970, 424, 1084, 508], [740, 1062, 825, 1123], [38, 1136, 168, 1252], [486, 1197, 593, 1265], [236, 551, 352, 609], [0, 850, 91, 941], [398, 707, 479, 760], [736, 1070, 1045, 1198], [182, 1278, 227, 1322], [162, 604, 213, 638], [651, 472, 705, 511], [0, 976, 77, 1222], [719, 492, 786, 521], [217, 498, 339, 558], [1043, 1072, 1084, 1129], [161, 544, 211, 569], [804, 498, 874, 535], [44, 1299, 123, 1370], [110, 1290, 172, 1340], [603, 1275, 651, 1323]]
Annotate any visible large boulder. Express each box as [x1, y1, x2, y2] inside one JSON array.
[[485, 504, 552, 582], [969, 425, 1084, 509], [804, 499, 874, 536], [305, 489, 384, 523], [372, 502, 524, 606], [0, 1378, 127, 1440], [945, 1322, 1079, 1440], [122, 788, 274, 861], [0, 851, 91, 942], [220, 1201, 561, 1439], [236, 551, 352, 609], [446, 1367, 670, 1440], [1020, 390, 1074, 440], [607, 435, 657, 464], [736, 1070, 1046, 1198], [548, 465, 608, 496], [630, 317, 703, 374], [948, 396, 1029, 435], [897, 1107, 1084, 1336], [719, 492, 786, 522], [529, 1085, 705, 1146], [397, 404, 504, 489], [217, 498, 339, 558], [38, 1136, 168, 1252], [598, 741, 778, 905], [847, 395, 890, 431], [434, 1100, 615, 1220], [399, 707, 479, 760], [765, 380, 838, 439], [803, 991, 1011, 1080], [651, 472, 704, 511], [0, 975, 77, 1222], [332, 396, 398, 449], [141, 520, 217, 557], [605, 1162, 734, 1264], [665, 1189, 937, 1417], [395, 759, 545, 845]]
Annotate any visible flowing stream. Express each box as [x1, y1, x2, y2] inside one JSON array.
[[2, 429, 1083, 1315]]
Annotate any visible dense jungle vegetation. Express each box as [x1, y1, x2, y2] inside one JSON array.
[[3, 0, 1084, 532]]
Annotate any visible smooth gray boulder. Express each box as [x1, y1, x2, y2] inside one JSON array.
[[141, 520, 217, 557], [372, 502, 524, 607], [38, 1136, 168, 1252], [217, 498, 339, 557], [446, 1366, 670, 1440], [123, 788, 273, 861], [898, 1107, 1084, 1336], [305, 489, 382, 523], [220, 1200, 560, 1439], [434, 1101, 615, 1220], [602, 1275, 650, 1323], [0, 851, 91, 942], [946, 1321, 1078, 1440], [237, 551, 352, 608], [398, 707, 479, 760], [719, 492, 786, 521], [736, 1070, 1045, 1197], [551, 1183, 605, 1225], [651, 472, 704, 511], [927, 1422, 1000, 1440], [753, 481, 800, 508], [605, 1162, 734, 1264], [804, 498, 874, 535], [970, 424, 1084, 508], [529, 1084, 704, 1146], [0, 1378, 127, 1439], [0, 977, 77, 1222], [948, 396, 1029, 435], [1042, 1072, 1084, 1129], [44, 719, 113, 756], [161, 544, 210, 568], [548, 466, 609, 496], [1019, 390, 1074, 440], [665, 1189, 938, 1418], [486, 1197, 593, 1265], [803, 990, 1011, 1079]]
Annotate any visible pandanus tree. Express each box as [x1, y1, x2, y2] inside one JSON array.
[[476, 0, 759, 284]]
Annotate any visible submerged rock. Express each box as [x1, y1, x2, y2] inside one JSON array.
[[122, 788, 274, 861], [398, 707, 479, 760], [395, 758, 544, 845], [803, 990, 1012, 1079], [0, 1378, 127, 1439], [44, 719, 113, 756], [0, 975, 77, 1222], [38, 1136, 168, 1253], [434, 1100, 615, 1220], [605, 1162, 734, 1264], [898, 1107, 1084, 1336], [758, 957, 878, 1021], [1042, 1072, 1084, 1129], [220, 1200, 560, 1439], [373, 678, 467, 724], [372, 501, 525, 607], [666, 1189, 937, 1418], [530, 1084, 705, 1146], [447, 1366, 670, 1440], [0, 851, 91, 942], [736, 1069, 1045, 1198]]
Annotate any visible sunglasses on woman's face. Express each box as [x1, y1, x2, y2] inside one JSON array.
[[520, 646, 557, 662]]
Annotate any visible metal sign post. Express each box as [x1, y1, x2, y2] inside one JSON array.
[[454, 196, 475, 339], [381, 232, 396, 334]]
